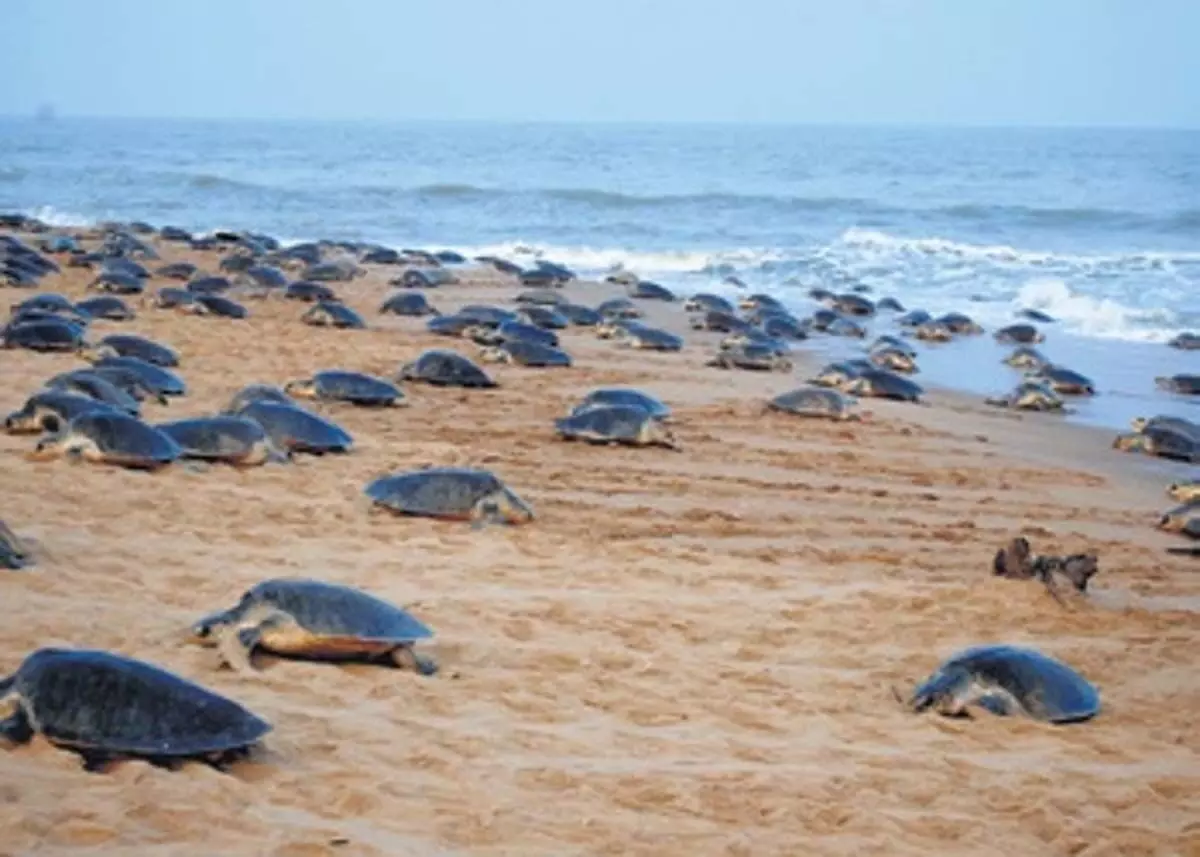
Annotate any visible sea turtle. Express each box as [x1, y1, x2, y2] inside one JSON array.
[[364, 467, 534, 526], [1157, 502, 1200, 538], [1167, 332, 1200, 351], [994, 323, 1044, 345], [869, 335, 916, 359], [379, 292, 439, 316], [766, 386, 863, 421], [1017, 308, 1056, 323], [456, 304, 519, 327], [842, 369, 925, 403], [689, 309, 751, 333], [154, 287, 200, 311], [224, 383, 293, 414], [190, 578, 438, 675], [554, 404, 679, 449], [900, 644, 1100, 723], [469, 320, 559, 348], [1027, 365, 1096, 396], [1, 318, 86, 352], [1003, 345, 1051, 370], [427, 314, 480, 337], [45, 369, 141, 416], [239, 264, 289, 291], [1168, 480, 1200, 504], [73, 295, 135, 321], [83, 334, 180, 368], [614, 324, 684, 352], [558, 303, 602, 326], [301, 301, 365, 329], [1113, 424, 1199, 462], [1130, 415, 1200, 436], [706, 342, 792, 372], [761, 314, 809, 341], [28, 411, 183, 470], [0, 647, 271, 772], [738, 294, 785, 313], [156, 261, 198, 280], [394, 268, 457, 289], [571, 388, 671, 421], [683, 293, 735, 314], [398, 349, 497, 389], [187, 275, 233, 295], [478, 340, 573, 367], [5, 390, 120, 434], [898, 309, 934, 328], [284, 370, 405, 407], [90, 355, 187, 398], [984, 381, 1067, 412], [0, 520, 33, 570], [1155, 374, 1200, 396], [516, 288, 568, 306], [833, 294, 875, 317], [936, 312, 984, 335], [810, 359, 873, 388], [231, 400, 354, 455], [195, 295, 248, 319], [876, 297, 906, 312], [285, 281, 338, 302], [155, 416, 290, 467], [12, 293, 76, 315], [913, 321, 955, 342], [629, 281, 676, 301], [520, 305, 570, 330], [868, 346, 919, 374], [88, 270, 144, 295], [596, 297, 642, 320], [475, 255, 522, 276]]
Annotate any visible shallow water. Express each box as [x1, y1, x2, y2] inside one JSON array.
[[2, 117, 1198, 429]]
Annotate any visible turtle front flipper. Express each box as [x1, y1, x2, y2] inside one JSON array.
[[219, 609, 310, 672], [387, 645, 439, 677], [971, 691, 1020, 718]]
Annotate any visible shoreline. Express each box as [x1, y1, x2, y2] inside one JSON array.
[[1, 230, 1199, 855]]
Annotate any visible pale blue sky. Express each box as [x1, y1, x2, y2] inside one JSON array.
[[4, 0, 1196, 127]]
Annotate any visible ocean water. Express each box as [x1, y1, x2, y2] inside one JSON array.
[[1, 117, 1198, 431]]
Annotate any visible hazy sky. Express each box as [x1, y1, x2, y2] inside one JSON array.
[[4, 0, 1196, 127]]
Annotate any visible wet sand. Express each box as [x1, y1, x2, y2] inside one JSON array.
[[2, 241, 1199, 856]]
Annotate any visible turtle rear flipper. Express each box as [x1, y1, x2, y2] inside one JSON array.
[[217, 609, 300, 672]]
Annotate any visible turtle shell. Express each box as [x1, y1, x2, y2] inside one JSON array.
[[400, 350, 497, 388], [96, 334, 179, 368], [364, 467, 518, 518], [234, 401, 353, 454], [573, 388, 670, 420], [2, 319, 86, 352], [8, 648, 271, 756], [155, 416, 270, 461], [236, 578, 433, 643], [92, 356, 187, 397], [65, 412, 184, 467]]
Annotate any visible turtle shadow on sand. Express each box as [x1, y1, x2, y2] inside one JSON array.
[[992, 536, 1100, 605]]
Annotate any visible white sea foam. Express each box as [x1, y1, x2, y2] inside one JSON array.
[[26, 205, 95, 228], [451, 241, 784, 277]]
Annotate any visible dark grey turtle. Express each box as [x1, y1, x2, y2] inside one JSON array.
[[683, 293, 736, 314], [474, 255, 522, 276], [827, 317, 868, 339], [191, 578, 437, 675], [738, 293, 785, 313], [398, 349, 497, 389], [195, 295, 248, 319], [457, 304, 519, 327], [810, 359, 874, 388], [1156, 374, 1200, 396], [604, 271, 640, 288], [155, 416, 289, 467], [706, 342, 792, 372], [936, 312, 984, 335], [29, 411, 183, 470], [361, 246, 402, 265], [84, 334, 180, 368], [572, 388, 671, 421], [519, 305, 570, 330], [231, 400, 353, 455], [427, 314, 479, 336], [1017, 308, 1056, 323], [832, 293, 875, 317], [379, 292, 438, 316], [44, 369, 141, 416], [1003, 345, 1051, 370], [868, 346, 919, 374], [985, 381, 1067, 412], [761, 314, 809, 341], [187, 275, 233, 295], [901, 644, 1100, 724], [468, 320, 559, 348], [514, 289, 566, 306], [614, 323, 684, 352], [1129, 415, 1200, 437], [90, 356, 186, 400], [1113, 422, 1199, 463], [1157, 502, 1200, 537], [558, 303, 602, 326], [239, 264, 288, 291], [897, 309, 933, 328], [0, 520, 33, 570], [285, 281, 338, 302], [766, 386, 862, 421], [304, 260, 360, 282], [88, 270, 144, 295], [555, 405, 679, 449], [1, 318, 86, 352], [154, 287, 200, 311], [478, 340, 573, 367], [224, 383, 293, 414], [5, 390, 120, 434], [842, 368, 925, 403], [596, 297, 642, 320], [629, 281, 675, 301], [690, 309, 753, 333], [0, 647, 271, 772], [1026, 365, 1095, 396], [876, 297, 906, 312], [156, 262, 198, 280], [364, 467, 533, 526], [869, 335, 917, 358], [284, 370, 405, 407], [994, 323, 1044, 345], [1167, 332, 1200, 351], [12, 293, 75, 315], [393, 268, 457, 289], [301, 301, 365, 329], [913, 321, 955, 342]]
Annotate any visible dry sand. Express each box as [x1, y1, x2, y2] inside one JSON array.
[[1, 239, 1199, 857]]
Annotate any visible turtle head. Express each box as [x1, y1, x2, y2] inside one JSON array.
[[77, 343, 118, 364], [26, 428, 72, 462], [4, 404, 49, 435], [1130, 417, 1148, 433], [904, 665, 972, 716], [476, 346, 512, 365], [396, 361, 416, 382], [642, 419, 682, 452], [478, 487, 535, 526], [283, 378, 317, 400], [771, 355, 795, 372], [1158, 506, 1193, 534], [1154, 376, 1175, 392], [462, 324, 498, 345]]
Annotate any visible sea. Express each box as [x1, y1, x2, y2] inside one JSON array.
[[2, 117, 1197, 432]]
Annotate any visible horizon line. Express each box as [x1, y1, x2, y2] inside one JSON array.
[[5, 113, 1198, 133]]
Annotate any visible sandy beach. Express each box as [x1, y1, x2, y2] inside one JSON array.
[[2, 237, 1199, 857]]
